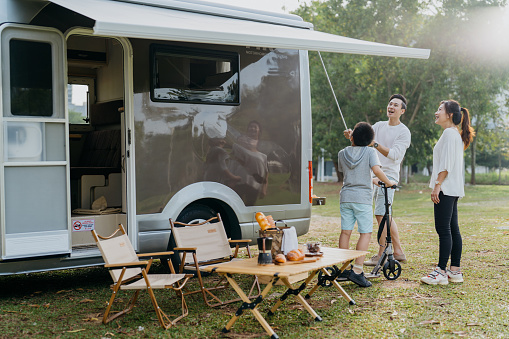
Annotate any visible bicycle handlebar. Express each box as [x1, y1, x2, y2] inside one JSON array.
[[378, 181, 397, 189]]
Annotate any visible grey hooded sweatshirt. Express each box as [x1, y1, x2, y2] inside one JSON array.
[[337, 146, 381, 204]]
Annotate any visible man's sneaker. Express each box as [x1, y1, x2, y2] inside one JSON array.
[[348, 270, 372, 287], [364, 255, 380, 266], [420, 268, 448, 285], [447, 269, 464, 283], [394, 253, 407, 263]]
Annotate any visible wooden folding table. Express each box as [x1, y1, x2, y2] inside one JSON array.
[[202, 247, 367, 339]]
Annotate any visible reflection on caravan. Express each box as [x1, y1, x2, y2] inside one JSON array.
[[0, 0, 429, 275]]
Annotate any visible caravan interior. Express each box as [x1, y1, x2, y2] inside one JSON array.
[[67, 35, 127, 256]]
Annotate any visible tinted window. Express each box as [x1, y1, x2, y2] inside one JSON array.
[[151, 46, 239, 104], [9, 39, 53, 116]]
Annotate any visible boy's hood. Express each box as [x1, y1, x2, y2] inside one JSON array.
[[341, 146, 367, 169]]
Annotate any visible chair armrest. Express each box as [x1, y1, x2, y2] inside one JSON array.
[[229, 239, 251, 244], [174, 247, 197, 252], [105, 261, 149, 268], [137, 251, 174, 258]]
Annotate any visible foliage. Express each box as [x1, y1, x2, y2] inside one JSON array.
[[68, 109, 86, 124], [294, 0, 509, 181]]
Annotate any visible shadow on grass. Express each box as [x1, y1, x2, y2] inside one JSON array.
[[0, 266, 112, 299]]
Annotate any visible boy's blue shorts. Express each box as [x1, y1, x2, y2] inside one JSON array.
[[340, 203, 373, 234]]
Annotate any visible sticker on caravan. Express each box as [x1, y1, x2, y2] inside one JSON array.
[[72, 219, 95, 232]]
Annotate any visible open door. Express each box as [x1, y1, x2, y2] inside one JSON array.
[[65, 31, 136, 255], [0, 24, 70, 259]]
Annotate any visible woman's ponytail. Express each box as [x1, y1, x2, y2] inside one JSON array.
[[460, 107, 475, 149]]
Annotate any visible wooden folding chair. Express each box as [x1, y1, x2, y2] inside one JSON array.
[[91, 224, 192, 329], [170, 214, 261, 307]]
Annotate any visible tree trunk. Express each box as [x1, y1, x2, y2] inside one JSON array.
[[470, 136, 476, 185], [498, 153, 502, 185], [333, 160, 343, 184]]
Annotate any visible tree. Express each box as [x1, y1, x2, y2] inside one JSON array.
[[294, 0, 509, 183]]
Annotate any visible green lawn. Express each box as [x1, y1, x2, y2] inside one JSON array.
[[0, 183, 508, 338]]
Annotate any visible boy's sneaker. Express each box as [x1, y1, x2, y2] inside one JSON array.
[[364, 255, 380, 266], [420, 268, 448, 285], [347, 270, 372, 287], [447, 269, 464, 283], [337, 268, 351, 280]]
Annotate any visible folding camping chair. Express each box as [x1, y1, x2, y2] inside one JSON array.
[[91, 224, 192, 329], [170, 214, 261, 307]]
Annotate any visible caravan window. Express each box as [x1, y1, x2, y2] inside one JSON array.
[[151, 45, 239, 104], [9, 39, 53, 117]]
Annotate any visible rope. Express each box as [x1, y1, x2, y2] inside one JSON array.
[[317, 51, 348, 131]]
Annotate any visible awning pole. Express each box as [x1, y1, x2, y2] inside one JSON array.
[[318, 51, 348, 131]]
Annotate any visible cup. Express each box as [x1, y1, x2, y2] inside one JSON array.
[[306, 242, 321, 253]]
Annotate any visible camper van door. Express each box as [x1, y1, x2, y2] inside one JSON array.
[[0, 24, 71, 260]]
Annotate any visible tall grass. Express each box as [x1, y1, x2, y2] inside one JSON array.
[[407, 170, 509, 185]]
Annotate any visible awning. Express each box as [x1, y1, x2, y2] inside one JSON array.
[[50, 0, 430, 59]]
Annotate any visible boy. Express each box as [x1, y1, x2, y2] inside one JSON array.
[[337, 122, 395, 287]]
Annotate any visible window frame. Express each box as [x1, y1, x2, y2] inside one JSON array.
[[149, 44, 240, 106], [1, 28, 65, 119], [67, 76, 96, 125]]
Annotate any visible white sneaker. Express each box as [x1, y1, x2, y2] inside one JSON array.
[[447, 269, 464, 283], [421, 268, 449, 285]]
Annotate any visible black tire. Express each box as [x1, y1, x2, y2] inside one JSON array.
[[383, 260, 402, 280], [177, 204, 217, 224]]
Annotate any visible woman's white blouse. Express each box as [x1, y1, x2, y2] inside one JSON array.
[[429, 127, 465, 198]]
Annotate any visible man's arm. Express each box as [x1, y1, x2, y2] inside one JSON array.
[[373, 128, 411, 161], [372, 142, 390, 157]]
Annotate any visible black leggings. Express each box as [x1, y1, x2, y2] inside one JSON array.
[[434, 192, 462, 270]]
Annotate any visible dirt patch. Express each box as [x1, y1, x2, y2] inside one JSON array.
[[380, 279, 419, 289]]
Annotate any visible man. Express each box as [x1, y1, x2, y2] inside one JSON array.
[[344, 94, 411, 265]]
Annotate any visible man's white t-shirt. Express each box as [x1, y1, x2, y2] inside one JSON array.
[[372, 121, 411, 182]]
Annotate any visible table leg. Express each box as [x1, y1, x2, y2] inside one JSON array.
[[268, 275, 322, 322], [221, 274, 280, 339], [305, 262, 356, 305]]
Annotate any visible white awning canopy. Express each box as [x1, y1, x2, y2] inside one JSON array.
[[50, 0, 430, 59]]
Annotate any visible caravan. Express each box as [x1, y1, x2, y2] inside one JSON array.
[[0, 0, 429, 275]]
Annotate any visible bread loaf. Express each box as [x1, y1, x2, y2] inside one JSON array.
[[255, 212, 270, 231], [266, 215, 276, 228], [286, 249, 304, 261], [275, 253, 286, 263]]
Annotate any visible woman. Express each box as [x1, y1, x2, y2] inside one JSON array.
[[421, 100, 474, 285]]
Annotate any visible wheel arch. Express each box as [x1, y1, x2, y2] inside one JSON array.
[[163, 182, 247, 240]]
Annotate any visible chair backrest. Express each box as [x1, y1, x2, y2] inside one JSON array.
[[171, 215, 232, 265], [92, 224, 141, 283]]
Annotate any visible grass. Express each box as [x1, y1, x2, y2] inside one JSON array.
[[464, 169, 509, 185], [1, 182, 509, 338]]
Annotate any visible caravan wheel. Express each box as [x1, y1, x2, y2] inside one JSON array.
[[177, 204, 217, 224]]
